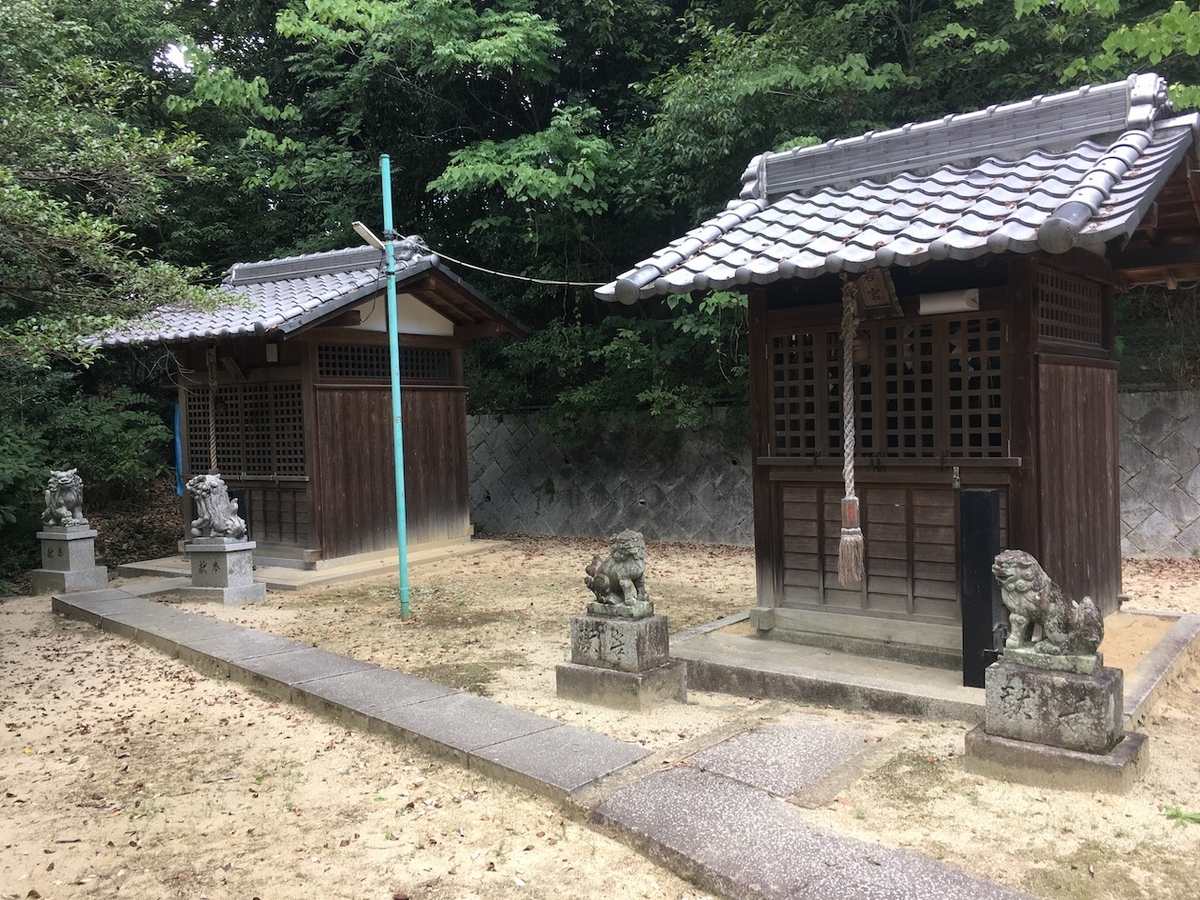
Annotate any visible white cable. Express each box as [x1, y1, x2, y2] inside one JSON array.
[[430, 248, 607, 288]]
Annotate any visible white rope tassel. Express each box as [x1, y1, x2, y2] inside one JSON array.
[[838, 279, 865, 585]]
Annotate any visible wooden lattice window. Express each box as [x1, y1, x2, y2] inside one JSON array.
[[186, 382, 306, 477], [1037, 267, 1103, 348], [406, 347, 454, 381], [946, 317, 1005, 457], [769, 313, 1007, 459], [317, 344, 453, 382], [318, 344, 389, 378], [771, 329, 841, 456], [874, 322, 938, 457]]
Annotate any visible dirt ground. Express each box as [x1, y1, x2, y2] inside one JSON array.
[[3, 538, 1200, 900]]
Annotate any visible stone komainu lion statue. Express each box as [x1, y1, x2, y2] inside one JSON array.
[[992, 549, 1103, 656], [585, 529, 648, 606], [42, 469, 85, 526], [186, 473, 247, 539]]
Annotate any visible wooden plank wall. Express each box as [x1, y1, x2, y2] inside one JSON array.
[[1037, 359, 1121, 613], [401, 387, 471, 546], [314, 386, 470, 558], [245, 487, 309, 545], [778, 480, 999, 626], [315, 386, 396, 557]]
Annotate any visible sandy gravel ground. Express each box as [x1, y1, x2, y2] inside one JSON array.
[[2, 539, 1199, 900]]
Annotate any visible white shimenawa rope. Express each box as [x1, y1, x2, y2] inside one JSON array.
[[838, 278, 865, 585], [207, 352, 219, 473]]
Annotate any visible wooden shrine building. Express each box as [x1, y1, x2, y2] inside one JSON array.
[[598, 73, 1200, 671], [103, 244, 526, 567]]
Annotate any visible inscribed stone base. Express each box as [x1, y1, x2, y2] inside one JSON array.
[[964, 724, 1148, 794], [185, 538, 257, 589], [31, 565, 108, 595], [556, 659, 687, 711], [172, 583, 267, 606], [984, 659, 1123, 754], [569, 613, 670, 674], [37, 527, 100, 572]]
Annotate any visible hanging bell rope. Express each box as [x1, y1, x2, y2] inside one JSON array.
[[207, 348, 219, 473], [838, 277, 865, 585]]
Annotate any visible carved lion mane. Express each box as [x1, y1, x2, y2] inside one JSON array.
[[992, 549, 1102, 656], [186, 473, 247, 539], [42, 469, 84, 526], [585, 529, 648, 606]]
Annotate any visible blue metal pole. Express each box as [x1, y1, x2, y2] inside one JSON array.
[[380, 154, 410, 620]]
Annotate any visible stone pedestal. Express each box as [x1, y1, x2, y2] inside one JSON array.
[[556, 613, 686, 710], [985, 657, 1122, 753], [964, 656, 1147, 792], [31, 526, 108, 594], [183, 537, 266, 605]]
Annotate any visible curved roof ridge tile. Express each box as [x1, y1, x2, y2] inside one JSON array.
[[599, 76, 1191, 304], [1038, 130, 1154, 252]]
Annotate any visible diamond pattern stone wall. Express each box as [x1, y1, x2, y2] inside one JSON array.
[[468, 394, 1200, 555], [1120, 391, 1200, 556], [466, 411, 753, 545]]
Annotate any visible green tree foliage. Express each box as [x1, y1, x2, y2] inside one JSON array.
[[0, 357, 172, 585], [0, 0, 218, 566], [7, 0, 1195, 491], [1052, 0, 1200, 108], [0, 0, 215, 368], [151, 0, 1200, 435]]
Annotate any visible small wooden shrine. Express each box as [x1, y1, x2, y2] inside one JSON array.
[[103, 244, 526, 567], [599, 74, 1200, 668]]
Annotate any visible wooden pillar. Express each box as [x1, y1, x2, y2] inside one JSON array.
[[1006, 258, 1041, 559], [747, 288, 781, 616]]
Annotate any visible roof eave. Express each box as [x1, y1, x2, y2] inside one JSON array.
[[420, 258, 530, 337]]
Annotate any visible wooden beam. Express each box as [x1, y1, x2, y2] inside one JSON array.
[[324, 310, 361, 327], [1138, 201, 1159, 245], [1109, 242, 1200, 281], [1038, 248, 1125, 290], [1186, 152, 1200, 225], [455, 322, 507, 341]]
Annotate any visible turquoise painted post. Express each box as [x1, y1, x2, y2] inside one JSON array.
[[380, 154, 410, 620]]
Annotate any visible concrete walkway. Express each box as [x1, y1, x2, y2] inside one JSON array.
[[670, 610, 1200, 728], [116, 538, 498, 591], [51, 586, 1033, 900]]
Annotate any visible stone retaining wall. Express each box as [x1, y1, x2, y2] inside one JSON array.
[[466, 411, 753, 545], [467, 392, 1200, 557], [1120, 391, 1200, 557]]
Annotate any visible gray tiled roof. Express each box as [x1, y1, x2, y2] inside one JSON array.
[[598, 73, 1197, 304], [101, 244, 523, 346]]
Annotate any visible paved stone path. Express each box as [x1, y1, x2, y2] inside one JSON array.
[[53, 587, 1030, 900]]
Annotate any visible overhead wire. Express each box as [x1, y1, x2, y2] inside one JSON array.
[[429, 247, 607, 288]]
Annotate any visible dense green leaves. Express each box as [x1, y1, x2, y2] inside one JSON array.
[[1060, 1, 1200, 108], [8, 0, 1200, 533], [0, 0, 216, 367], [110, 0, 1200, 433]]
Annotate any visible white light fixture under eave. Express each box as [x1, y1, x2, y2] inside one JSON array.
[[919, 288, 979, 315], [352, 220, 386, 251]]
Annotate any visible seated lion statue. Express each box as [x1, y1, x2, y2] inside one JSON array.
[[42, 468, 85, 526], [186, 473, 247, 539], [585, 529, 648, 606], [992, 549, 1103, 656]]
